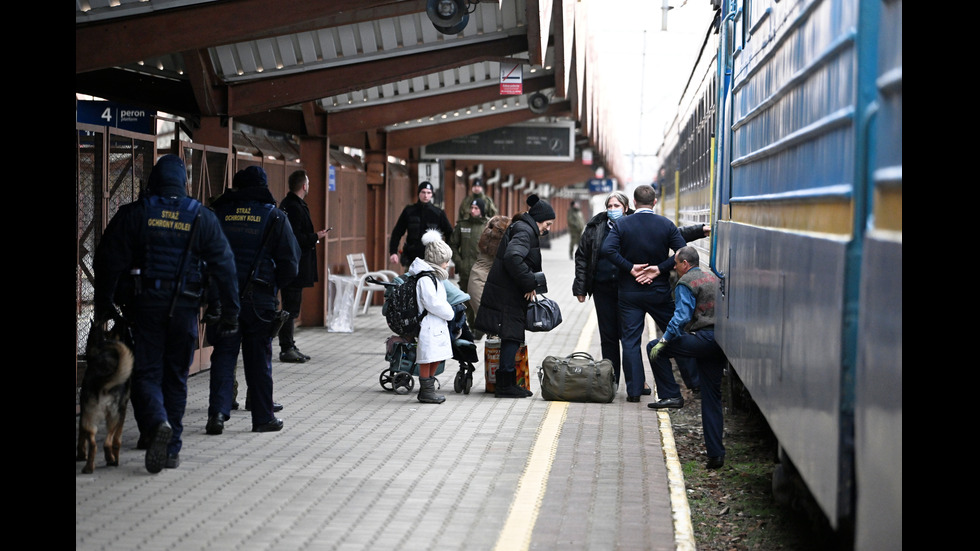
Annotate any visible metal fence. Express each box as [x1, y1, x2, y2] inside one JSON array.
[[76, 123, 154, 401]]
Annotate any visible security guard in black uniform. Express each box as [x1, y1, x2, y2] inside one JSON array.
[[388, 181, 454, 268], [94, 154, 241, 474], [205, 166, 300, 436]]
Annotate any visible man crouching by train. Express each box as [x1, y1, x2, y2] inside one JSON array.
[[647, 246, 728, 469]]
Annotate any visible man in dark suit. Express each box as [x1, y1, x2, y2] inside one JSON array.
[[277, 169, 329, 363], [600, 184, 686, 402]]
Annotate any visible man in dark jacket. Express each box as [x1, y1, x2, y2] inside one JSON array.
[[206, 166, 300, 436], [389, 181, 454, 268], [277, 169, 329, 363], [474, 194, 556, 398], [94, 154, 241, 473], [573, 193, 708, 393], [601, 184, 687, 402]]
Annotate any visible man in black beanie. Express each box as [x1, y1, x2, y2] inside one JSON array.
[[389, 181, 454, 268], [94, 154, 241, 473]]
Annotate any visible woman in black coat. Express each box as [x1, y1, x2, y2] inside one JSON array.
[[474, 195, 556, 398]]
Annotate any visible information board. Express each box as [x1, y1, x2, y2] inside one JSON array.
[[588, 178, 615, 193], [421, 122, 575, 162]]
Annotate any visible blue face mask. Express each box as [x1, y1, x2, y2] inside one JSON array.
[[607, 208, 623, 220]]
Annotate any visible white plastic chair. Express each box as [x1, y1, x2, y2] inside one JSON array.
[[347, 253, 400, 315]]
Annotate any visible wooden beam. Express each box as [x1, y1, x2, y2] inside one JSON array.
[[227, 34, 530, 116], [182, 49, 226, 117], [386, 100, 572, 150], [326, 75, 553, 136], [76, 0, 427, 74]]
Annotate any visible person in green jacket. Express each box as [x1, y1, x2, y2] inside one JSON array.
[[450, 198, 489, 336], [457, 179, 498, 221]]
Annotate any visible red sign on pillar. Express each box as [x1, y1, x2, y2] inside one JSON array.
[[500, 62, 523, 95]]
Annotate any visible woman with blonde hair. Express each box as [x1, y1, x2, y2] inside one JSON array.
[[573, 191, 636, 389]]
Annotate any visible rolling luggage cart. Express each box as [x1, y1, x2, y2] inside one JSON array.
[[380, 334, 479, 395], [380, 336, 442, 395]]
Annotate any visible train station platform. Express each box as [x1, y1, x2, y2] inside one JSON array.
[[75, 233, 694, 551]]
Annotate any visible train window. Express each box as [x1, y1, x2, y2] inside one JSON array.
[[749, 7, 772, 37], [733, 2, 744, 51], [742, 0, 750, 45]]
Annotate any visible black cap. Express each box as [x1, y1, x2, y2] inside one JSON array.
[[471, 198, 486, 217]]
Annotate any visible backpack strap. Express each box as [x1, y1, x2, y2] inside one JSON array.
[[415, 270, 438, 322]]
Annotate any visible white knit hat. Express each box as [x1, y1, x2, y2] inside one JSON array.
[[422, 229, 452, 264]]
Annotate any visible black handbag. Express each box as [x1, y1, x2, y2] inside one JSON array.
[[538, 352, 616, 403], [526, 294, 562, 332]]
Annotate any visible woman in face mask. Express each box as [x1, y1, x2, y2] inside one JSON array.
[[572, 191, 641, 391]]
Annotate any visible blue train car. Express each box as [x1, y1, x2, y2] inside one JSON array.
[[658, 1, 901, 548]]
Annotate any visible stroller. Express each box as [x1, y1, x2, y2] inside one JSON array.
[[380, 302, 479, 395]]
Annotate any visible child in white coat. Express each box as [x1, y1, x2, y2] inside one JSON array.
[[409, 230, 456, 404]]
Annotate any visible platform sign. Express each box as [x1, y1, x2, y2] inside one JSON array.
[[421, 122, 575, 161], [76, 100, 154, 134], [500, 62, 523, 95], [328, 165, 336, 191], [588, 178, 614, 193], [418, 161, 442, 191]]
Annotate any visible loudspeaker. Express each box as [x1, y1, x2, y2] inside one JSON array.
[[427, 0, 469, 35], [528, 92, 549, 114]]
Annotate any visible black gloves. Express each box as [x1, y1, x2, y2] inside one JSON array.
[[215, 316, 239, 337], [202, 304, 222, 325]]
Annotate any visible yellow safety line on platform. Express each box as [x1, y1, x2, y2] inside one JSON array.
[[493, 306, 596, 551], [494, 307, 693, 550], [660, 410, 696, 550], [493, 400, 568, 551]]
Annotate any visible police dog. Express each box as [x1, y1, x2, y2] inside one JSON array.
[[76, 319, 134, 474]]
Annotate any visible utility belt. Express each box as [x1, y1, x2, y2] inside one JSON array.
[[241, 277, 274, 298], [140, 276, 203, 297]]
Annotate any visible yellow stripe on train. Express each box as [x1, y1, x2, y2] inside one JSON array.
[[729, 199, 853, 235]]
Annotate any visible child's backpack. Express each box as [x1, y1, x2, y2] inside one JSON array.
[[380, 271, 438, 339]]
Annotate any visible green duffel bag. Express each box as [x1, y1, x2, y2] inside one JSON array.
[[538, 352, 616, 403]]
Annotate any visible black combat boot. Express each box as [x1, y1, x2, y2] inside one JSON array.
[[494, 370, 528, 399]]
